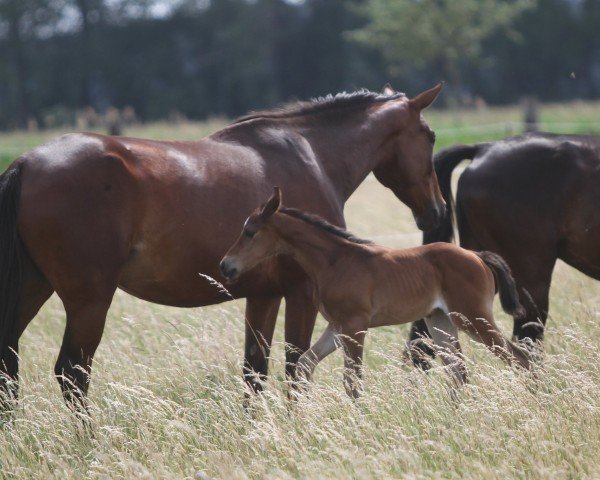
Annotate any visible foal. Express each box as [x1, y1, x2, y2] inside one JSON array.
[[220, 188, 531, 397]]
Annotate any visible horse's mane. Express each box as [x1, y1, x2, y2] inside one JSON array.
[[233, 89, 405, 124], [280, 207, 373, 245]]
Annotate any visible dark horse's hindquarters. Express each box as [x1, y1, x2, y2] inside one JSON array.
[[408, 133, 600, 366], [0, 85, 445, 410]]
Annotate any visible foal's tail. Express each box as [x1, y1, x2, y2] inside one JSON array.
[[0, 163, 24, 376], [423, 143, 484, 245], [476, 251, 525, 318]]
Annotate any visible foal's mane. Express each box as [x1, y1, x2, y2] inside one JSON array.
[[280, 207, 373, 245], [233, 89, 405, 124]]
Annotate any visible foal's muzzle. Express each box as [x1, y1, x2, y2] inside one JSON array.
[[219, 258, 240, 282]]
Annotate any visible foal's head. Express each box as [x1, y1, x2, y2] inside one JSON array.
[[220, 188, 284, 282], [373, 83, 446, 231]]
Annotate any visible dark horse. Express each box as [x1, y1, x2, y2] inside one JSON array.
[[0, 84, 445, 409], [407, 133, 600, 365]]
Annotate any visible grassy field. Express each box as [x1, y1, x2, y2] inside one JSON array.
[[0, 102, 599, 479]]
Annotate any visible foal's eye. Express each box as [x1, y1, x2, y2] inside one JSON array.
[[244, 230, 255, 239]]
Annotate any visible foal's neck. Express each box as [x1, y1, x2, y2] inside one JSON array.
[[271, 213, 361, 282]]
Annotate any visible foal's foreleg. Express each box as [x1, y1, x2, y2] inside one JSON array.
[[283, 282, 318, 381], [424, 310, 467, 387], [340, 319, 368, 399]]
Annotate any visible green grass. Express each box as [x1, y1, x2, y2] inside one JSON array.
[[2, 99, 600, 171], [0, 102, 599, 479]]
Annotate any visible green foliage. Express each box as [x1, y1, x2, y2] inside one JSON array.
[[351, 0, 535, 87]]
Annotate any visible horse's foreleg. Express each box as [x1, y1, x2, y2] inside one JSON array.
[[243, 295, 282, 394], [283, 283, 318, 382]]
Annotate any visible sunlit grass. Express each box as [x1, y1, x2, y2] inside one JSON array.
[[0, 106, 598, 479]]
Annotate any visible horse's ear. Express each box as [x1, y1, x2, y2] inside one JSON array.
[[382, 83, 395, 96], [409, 82, 443, 111], [260, 186, 282, 219]]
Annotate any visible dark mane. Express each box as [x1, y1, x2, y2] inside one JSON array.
[[280, 207, 373, 245], [233, 89, 405, 124]]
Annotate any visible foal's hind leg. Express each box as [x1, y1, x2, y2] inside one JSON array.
[[452, 308, 531, 370], [424, 310, 467, 387]]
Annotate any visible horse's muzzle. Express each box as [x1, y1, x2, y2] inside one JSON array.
[[415, 202, 446, 231], [219, 258, 240, 282]]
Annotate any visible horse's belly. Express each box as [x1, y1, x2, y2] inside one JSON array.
[[117, 233, 280, 307]]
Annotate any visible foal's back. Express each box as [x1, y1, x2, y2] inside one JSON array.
[[363, 242, 495, 327]]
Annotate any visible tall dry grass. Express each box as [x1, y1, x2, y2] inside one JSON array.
[[0, 108, 599, 479], [0, 176, 597, 479]]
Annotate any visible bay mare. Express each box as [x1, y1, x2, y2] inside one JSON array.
[[220, 188, 531, 397], [0, 84, 445, 410], [407, 133, 600, 367]]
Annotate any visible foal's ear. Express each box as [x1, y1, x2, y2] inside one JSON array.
[[381, 83, 395, 96], [260, 186, 282, 219], [409, 82, 443, 111]]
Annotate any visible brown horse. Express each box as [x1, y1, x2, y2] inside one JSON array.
[[220, 188, 531, 397], [407, 133, 600, 367], [0, 84, 446, 409]]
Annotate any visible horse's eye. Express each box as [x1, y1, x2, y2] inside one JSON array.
[[244, 230, 255, 239]]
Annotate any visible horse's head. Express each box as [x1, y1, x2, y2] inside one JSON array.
[[373, 83, 446, 231], [220, 187, 283, 283]]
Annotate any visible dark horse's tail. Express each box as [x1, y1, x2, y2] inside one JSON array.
[[475, 251, 526, 318], [423, 144, 483, 245], [0, 163, 24, 384]]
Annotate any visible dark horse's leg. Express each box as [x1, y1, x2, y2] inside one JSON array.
[[405, 319, 436, 370], [243, 295, 282, 394], [511, 260, 555, 346], [1, 257, 53, 412]]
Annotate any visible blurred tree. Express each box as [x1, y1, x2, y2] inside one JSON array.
[[350, 0, 535, 102], [0, 0, 64, 127]]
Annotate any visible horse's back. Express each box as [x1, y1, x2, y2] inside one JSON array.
[[454, 133, 600, 278]]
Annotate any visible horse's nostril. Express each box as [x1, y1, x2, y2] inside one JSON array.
[[219, 260, 229, 276]]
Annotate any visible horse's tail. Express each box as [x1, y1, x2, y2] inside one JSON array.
[[423, 143, 483, 245], [476, 251, 526, 318], [0, 163, 24, 378]]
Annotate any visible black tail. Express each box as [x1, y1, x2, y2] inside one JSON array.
[[476, 251, 525, 318], [0, 163, 24, 381], [423, 144, 482, 245]]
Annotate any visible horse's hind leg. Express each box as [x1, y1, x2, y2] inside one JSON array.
[[424, 310, 467, 387], [1, 255, 53, 409], [55, 288, 115, 413]]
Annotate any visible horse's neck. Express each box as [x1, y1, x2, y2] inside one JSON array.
[[299, 121, 385, 202]]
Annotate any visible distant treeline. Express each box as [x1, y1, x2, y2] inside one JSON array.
[[0, 0, 599, 129]]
